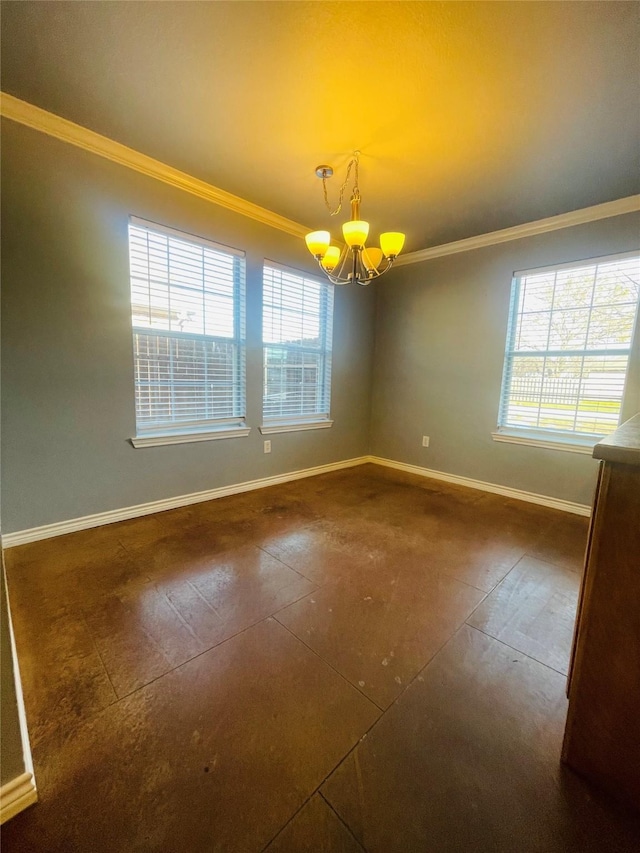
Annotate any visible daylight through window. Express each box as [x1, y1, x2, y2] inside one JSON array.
[[262, 264, 334, 427], [129, 218, 246, 436], [498, 252, 640, 441]]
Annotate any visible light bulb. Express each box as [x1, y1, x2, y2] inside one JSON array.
[[362, 247, 383, 272], [322, 246, 341, 271], [380, 232, 405, 258], [305, 230, 331, 258], [342, 220, 369, 249]]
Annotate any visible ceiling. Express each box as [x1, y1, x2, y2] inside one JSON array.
[[1, 1, 639, 253]]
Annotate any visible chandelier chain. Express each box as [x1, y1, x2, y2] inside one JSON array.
[[323, 152, 361, 216], [305, 149, 404, 284]]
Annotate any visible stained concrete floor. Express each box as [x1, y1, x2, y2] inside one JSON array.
[[3, 464, 640, 852]]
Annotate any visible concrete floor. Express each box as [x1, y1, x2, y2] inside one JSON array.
[[3, 464, 640, 851]]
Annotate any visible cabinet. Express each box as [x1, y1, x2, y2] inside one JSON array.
[[563, 414, 640, 811]]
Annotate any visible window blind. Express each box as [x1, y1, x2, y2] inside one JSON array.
[[499, 253, 640, 438], [129, 218, 246, 434], [262, 263, 334, 423]]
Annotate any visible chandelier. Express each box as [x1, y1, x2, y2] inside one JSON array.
[[304, 151, 405, 286]]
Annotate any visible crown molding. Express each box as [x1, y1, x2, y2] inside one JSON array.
[[0, 92, 309, 239], [395, 195, 640, 267], [2, 93, 638, 258]]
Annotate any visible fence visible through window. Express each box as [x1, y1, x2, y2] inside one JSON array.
[[499, 253, 639, 438]]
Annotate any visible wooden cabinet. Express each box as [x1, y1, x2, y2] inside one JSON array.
[[563, 414, 640, 811]]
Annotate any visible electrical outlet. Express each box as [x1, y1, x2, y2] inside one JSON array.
[[264, 440, 271, 454], [422, 435, 430, 447]]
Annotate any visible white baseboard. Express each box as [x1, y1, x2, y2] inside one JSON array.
[[367, 456, 591, 517], [0, 772, 37, 824], [1, 453, 591, 549], [1, 457, 370, 548]]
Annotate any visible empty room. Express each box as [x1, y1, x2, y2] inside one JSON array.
[[1, 2, 639, 851]]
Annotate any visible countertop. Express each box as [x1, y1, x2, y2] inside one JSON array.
[[593, 413, 640, 466]]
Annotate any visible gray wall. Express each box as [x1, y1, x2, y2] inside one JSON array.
[[2, 118, 638, 530], [0, 120, 376, 533], [370, 213, 640, 506]]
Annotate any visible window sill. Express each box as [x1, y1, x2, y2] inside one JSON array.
[[131, 425, 251, 448], [259, 419, 334, 436], [491, 429, 598, 455]]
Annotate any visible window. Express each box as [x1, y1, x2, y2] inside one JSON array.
[[495, 252, 640, 451], [261, 263, 334, 434], [128, 217, 248, 447]]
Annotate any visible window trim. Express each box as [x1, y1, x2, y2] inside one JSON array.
[[496, 250, 640, 449], [131, 423, 251, 448], [128, 217, 248, 445], [129, 215, 245, 259], [261, 261, 334, 431], [259, 417, 334, 436], [491, 428, 597, 454]]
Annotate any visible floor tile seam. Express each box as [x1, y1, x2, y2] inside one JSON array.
[[266, 581, 323, 620], [473, 549, 583, 609], [111, 613, 283, 703], [463, 550, 540, 605], [275, 584, 489, 715], [161, 588, 206, 644], [117, 536, 144, 562], [464, 624, 569, 678], [29, 615, 286, 754], [318, 790, 368, 851], [459, 548, 533, 597], [255, 544, 321, 585], [456, 587, 489, 624], [272, 615, 386, 714], [25, 618, 128, 748], [427, 565, 493, 596], [256, 536, 507, 597], [85, 591, 183, 699], [77, 576, 321, 702], [114, 537, 157, 585], [524, 514, 584, 558], [78, 611, 119, 704], [28, 673, 113, 753], [259, 708, 384, 852], [116, 531, 320, 602], [118, 521, 327, 571], [520, 549, 584, 575], [377, 618, 480, 717]]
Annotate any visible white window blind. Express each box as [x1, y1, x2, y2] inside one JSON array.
[[129, 217, 246, 435], [262, 263, 334, 424], [498, 252, 640, 439]]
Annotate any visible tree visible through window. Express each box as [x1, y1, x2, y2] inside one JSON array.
[[129, 218, 246, 435], [498, 253, 640, 439]]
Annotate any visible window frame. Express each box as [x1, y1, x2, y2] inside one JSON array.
[[260, 261, 335, 435], [128, 216, 250, 448], [493, 250, 640, 453]]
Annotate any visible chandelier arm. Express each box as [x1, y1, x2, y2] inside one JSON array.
[[309, 150, 405, 286], [331, 243, 351, 281], [314, 245, 349, 285], [372, 257, 393, 277], [321, 263, 352, 286], [315, 249, 397, 287]]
